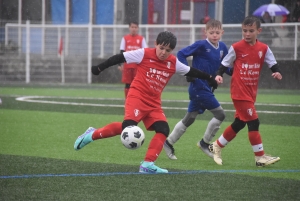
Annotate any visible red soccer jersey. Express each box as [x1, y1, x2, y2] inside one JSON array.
[[221, 40, 277, 103], [120, 34, 147, 69], [123, 48, 190, 108]]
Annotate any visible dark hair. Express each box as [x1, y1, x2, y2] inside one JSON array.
[[129, 21, 139, 26], [156, 31, 177, 50], [243, 16, 261, 29]]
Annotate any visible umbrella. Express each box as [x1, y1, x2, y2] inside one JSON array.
[[253, 4, 290, 17]]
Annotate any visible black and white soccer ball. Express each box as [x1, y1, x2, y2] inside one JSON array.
[[120, 125, 145, 150]]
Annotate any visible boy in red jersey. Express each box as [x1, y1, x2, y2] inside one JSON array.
[[118, 21, 148, 99], [74, 31, 218, 173], [211, 16, 282, 167]]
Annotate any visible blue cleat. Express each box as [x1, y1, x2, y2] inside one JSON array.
[[74, 127, 96, 150], [139, 161, 168, 174]]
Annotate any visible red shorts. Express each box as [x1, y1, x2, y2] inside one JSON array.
[[124, 97, 167, 130], [233, 100, 258, 121], [121, 67, 136, 84]]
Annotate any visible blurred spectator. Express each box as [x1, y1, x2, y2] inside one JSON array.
[[260, 12, 273, 23], [200, 16, 210, 24], [292, 0, 300, 22], [200, 16, 210, 39], [260, 12, 278, 40], [281, 14, 293, 36]]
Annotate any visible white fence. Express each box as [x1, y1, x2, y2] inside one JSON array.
[[2, 21, 300, 84]]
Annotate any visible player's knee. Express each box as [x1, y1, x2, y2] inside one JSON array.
[[151, 121, 170, 137], [182, 112, 197, 127], [125, 83, 130, 88], [122, 120, 138, 130], [214, 109, 225, 121], [231, 118, 246, 133], [247, 118, 260, 131]]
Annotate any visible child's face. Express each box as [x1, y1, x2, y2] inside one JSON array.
[[242, 23, 262, 45], [205, 27, 224, 46], [129, 23, 138, 36], [155, 43, 173, 61]]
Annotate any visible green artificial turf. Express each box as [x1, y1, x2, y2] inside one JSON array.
[[0, 84, 300, 201]]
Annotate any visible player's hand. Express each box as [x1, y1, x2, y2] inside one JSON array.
[[215, 75, 223, 84], [91, 66, 101, 75], [272, 72, 282, 80], [208, 76, 218, 92], [186, 76, 196, 82]]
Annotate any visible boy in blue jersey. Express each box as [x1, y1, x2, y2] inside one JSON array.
[[164, 19, 232, 159]]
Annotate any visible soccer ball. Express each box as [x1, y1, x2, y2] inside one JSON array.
[[121, 125, 145, 150]]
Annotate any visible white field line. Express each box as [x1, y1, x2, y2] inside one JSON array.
[[15, 96, 300, 115]]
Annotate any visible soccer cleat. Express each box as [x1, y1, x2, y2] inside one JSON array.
[[163, 140, 177, 160], [74, 127, 96, 150], [197, 139, 213, 158], [139, 161, 168, 174], [255, 154, 280, 167], [212, 141, 223, 165]]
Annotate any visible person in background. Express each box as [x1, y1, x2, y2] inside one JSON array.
[[292, 0, 300, 22], [211, 16, 282, 167], [118, 21, 148, 99], [199, 16, 210, 39], [74, 31, 218, 174], [260, 11, 273, 23]]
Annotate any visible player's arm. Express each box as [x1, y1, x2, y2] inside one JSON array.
[[92, 53, 126, 75], [176, 59, 217, 90], [92, 49, 144, 75], [178, 42, 199, 82], [270, 64, 282, 80], [216, 64, 229, 77], [215, 46, 235, 83], [265, 47, 282, 80], [221, 45, 233, 76], [118, 50, 125, 70], [185, 67, 218, 90]]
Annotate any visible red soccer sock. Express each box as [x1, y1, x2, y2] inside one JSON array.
[[248, 131, 264, 156], [92, 122, 123, 140], [144, 133, 166, 162], [217, 125, 237, 147]]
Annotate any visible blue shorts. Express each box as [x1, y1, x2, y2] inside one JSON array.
[[187, 92, 220, 114]]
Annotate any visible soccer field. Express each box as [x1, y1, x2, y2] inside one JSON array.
[[0, 84, 300, 201]]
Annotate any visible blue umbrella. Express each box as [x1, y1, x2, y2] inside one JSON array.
[[253, 4, 290, 17]]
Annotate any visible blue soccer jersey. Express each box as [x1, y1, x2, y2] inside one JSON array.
[[177, 39, 228, 113]]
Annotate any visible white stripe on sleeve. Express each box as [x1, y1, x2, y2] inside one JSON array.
[[175, 58, 190, 75], [123, 48, 144, 64], [264, 47, 277, 68], [221, 46, 236, 67]]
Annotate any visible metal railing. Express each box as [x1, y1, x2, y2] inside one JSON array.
[[2, 21, 300, 84]]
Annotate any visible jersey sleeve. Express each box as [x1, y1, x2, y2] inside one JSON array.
[[175, 58, 190, 75], [141, 38, 148, 48], [119, 37, 125, 50], [264, 47, 277, 68], [123, 48, 144, 64], [177, 42, 199, 66], [221, 45, 236, 67]]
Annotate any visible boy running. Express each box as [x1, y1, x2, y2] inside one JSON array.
[[212, 16, 282, 167], [74, 31, 218, 173], [164, 19, 231, 159]]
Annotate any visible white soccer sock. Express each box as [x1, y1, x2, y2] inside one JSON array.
[[203, 117, 222, 144], [167, 120, 187, 145]]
